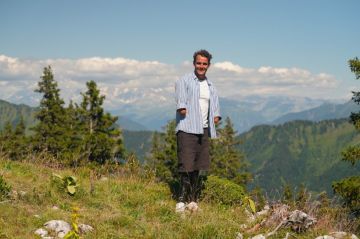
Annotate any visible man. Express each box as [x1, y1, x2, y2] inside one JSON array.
[[175, 49, 221, 209]]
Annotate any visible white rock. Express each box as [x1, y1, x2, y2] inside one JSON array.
[[245, 209, 256, 222], [44, 220, 71, 238], [186, 201, 199, 212], [256, 208, 269, 216], [78, 224, 94, 234], [52, 205, 59, 210], [10, 190, 18, 198], [239, 224, 247, 229], [316, 236, 335, 239], [34, 228, 48, 237], [19, 191, 26, 196], [251, 234, 266, 239], [57, 231, 66, 238], [330, 231, 348, 238], [236, 232, 243, 239], [34, 214, 41, 218], [175, 202, 186, 213], [351, 234, 359, 239]]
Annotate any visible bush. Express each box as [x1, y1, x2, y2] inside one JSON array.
[[201, 175, 246, 205], [332, 176, 360, 215], [0, 175, 11, 200]]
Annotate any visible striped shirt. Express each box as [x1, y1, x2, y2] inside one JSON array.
[[175, 72, 221, 138]]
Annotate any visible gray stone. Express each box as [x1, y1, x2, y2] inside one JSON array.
[[78, 224, 94, 234], [34, 228, 48, 237], [329, 231, 348, 238], [235, 232, 243, 239], [251, 234, 266, 239], [286, 210, 316, 232], [44, 220, 71, 238], [52, 205, 59, 210]]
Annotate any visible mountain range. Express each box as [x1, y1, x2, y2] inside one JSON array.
[[271, 100, 358, 125], [0, 99, 38, 133], [110, 95, 356, 134], [0, 96, 357, 135], [1, 94, 355, 134], [238, 118, 360, 195]]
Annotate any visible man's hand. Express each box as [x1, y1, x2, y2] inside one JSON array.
[[177, 108, 187, 116], [214, 117, 220, 125]]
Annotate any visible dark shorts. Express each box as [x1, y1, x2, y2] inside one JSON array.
[[177, 129, 210, 172]]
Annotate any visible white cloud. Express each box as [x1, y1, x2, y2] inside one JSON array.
[[0, 54, 347, 110]]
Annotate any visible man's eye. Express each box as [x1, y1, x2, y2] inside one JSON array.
[[196, 62, 208, 66]]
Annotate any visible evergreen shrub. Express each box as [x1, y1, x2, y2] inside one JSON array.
[[201, 175, 246, 205]]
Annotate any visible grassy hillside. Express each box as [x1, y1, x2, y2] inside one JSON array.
[[239, 119, 360, 194], [0, 99, 38, 133], [1, 158, 357, 238], [0, 158, 249, 238]]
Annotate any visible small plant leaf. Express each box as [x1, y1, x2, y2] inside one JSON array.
[[65, 176, 77, 185], [67, 185, 76, 195], [52, 173, 63, 180], [248, 198, 256, 213]]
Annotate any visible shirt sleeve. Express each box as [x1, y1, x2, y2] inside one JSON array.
[[212, 87, 221, 120], [175, 76, 187, 110]]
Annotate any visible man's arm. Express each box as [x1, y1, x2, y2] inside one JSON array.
[[212, 88, 221, 124], [175, 77, 187, 115]]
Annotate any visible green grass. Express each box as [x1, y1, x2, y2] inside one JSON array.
[[0, 158, 358, 238]]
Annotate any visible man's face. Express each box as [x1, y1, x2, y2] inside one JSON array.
[[194, 55, 209, 79]]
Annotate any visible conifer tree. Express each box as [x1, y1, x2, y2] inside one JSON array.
[[296, 183, 308, 209], [78, 80, 124, 163], [0, 119, 27, 160], [146, 120, 177, 183], [32, 66, 68, 155], [210, 117, 251, 185], [283, 183, 294, 204], [162, 120, 178, 179], [146, 131, 168, 181], [332, 57, 360, 214], [0, 122, 14, 155], [12, 117, 28, 159]]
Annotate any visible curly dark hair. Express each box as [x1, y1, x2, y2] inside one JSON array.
[[193, 49, 212, 65]]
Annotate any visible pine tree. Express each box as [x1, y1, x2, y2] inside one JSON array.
[[12, 117, 28, 159], [210, 117, 251, 185], [283, 183, 294, 204], [0, 119, 27, 160], [332, 57, 360, 214], [295, 183, 308, 209], [78, 80, 124, 163], [0, 122, 14, 155], [32, 66, 68, 156], [146, 120, 177, 183]]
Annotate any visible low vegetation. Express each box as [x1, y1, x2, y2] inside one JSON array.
[[0, 156, 358, 238]]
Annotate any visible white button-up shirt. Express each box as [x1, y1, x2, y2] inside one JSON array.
[[175, 72, 221, 138]]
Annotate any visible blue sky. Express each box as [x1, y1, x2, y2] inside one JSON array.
[[0, 0, 359, 108]]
